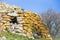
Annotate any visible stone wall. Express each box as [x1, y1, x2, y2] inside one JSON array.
[[0, 2, 52, 40]]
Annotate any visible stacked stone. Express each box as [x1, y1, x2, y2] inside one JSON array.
[[17, 12, 33, 38], [0, 2, 52, 40], [8, 16, 24, 34], [17, 11, 52, 40], [0, 13, 10, 33]]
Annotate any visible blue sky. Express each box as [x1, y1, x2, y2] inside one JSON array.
[[1, 0, 60, 14]]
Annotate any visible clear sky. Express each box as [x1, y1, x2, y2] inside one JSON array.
[[0, 0, 60, 14]]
